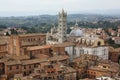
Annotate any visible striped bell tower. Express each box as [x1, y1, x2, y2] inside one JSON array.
[[58, 9, 67, 43]]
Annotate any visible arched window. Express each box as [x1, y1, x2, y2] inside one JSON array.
[[97, 41, 101, 46]]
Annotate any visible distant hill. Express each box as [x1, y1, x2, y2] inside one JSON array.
[[0, 14, 120, 27]]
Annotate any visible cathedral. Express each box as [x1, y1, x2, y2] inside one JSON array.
[[46, 9, 109, 61], [46, 9, 67, 44]]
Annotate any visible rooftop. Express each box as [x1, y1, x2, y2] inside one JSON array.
[[27, 45, 51, 51], [18, 33, 46, 37]]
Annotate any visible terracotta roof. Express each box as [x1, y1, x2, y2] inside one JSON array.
[[21, 42, 39, 46], [49, 55, 69, 61], [21, 59, 47, 65], [11, 55, 30, 60], [51, 42, 75, 47], [4, 60, 21, 65], [65, 66, 76, 73], [27, 45, 51, 51], [34, 54, 49, 59], [18, 33, 46, 37], [109, 46, 120, 52], [88, 60, 119, 73], [88, 66, 118, 73]]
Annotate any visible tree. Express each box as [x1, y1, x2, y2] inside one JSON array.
[[108, 38, 114, 44]]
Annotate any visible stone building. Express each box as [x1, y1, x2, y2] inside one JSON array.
[[67, 24, 109, 60]]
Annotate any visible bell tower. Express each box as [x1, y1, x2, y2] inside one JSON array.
[[58, 9, 67, 43]]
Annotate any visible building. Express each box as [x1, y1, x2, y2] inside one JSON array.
[[71, 54, 98, 79], [0, 52, 70, 79], [68, 23, 109, 60], [9, 33, 46, 56], [71, 54, 120, 79], [87, 60, 120, 79], [0, 36, 9, 57], [13, 62, 76, 80], [109, 47, 120, 64], [46, 9, 67, 44]]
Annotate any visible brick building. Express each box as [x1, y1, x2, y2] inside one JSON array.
[[87, 60, 120, 79], [0, 50, 69, 79], [109, 47, 120, 64], [0, 36, 9, 57], [71, 54, 120, 79], [14, 61, 76, 80], [9, 33, 46, 56], [71, 54, 98, 79]]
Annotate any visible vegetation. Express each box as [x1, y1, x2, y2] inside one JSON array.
[[107, 38, 120, 48], [0, 14, 120, 33]]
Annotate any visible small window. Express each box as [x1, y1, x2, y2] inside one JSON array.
[[16, 65, 19, 69], [103, 66, 106, 68], [28, 39, 30, 42], [33, 38, 35, 41], [24, 65, 26, 69], [34, 64, 36, 67], [9, 66, 12, 70], [24, 72, 26, 76], [91, 72, 93, 74], [29, 65, 31, 68], [29, 71, 31, 74]]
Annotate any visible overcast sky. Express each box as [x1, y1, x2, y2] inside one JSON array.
[[0, 0, 120, 16]]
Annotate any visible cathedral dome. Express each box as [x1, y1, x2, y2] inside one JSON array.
[[70, 29, 83, 37]]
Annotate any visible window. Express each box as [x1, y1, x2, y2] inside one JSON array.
[[103, 66, 107, 68], [16, 65, 19, 69], [28, 39, 30, 42], [29, 65, 31, 68], [24, 72, 26, 76], [91, 72, 93, 74], [24, 65, 26, 69], [29, 71, 31, 74], [9, 66, 12, 70]]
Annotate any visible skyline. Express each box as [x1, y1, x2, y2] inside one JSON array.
[[0, 0, 120, 16]]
